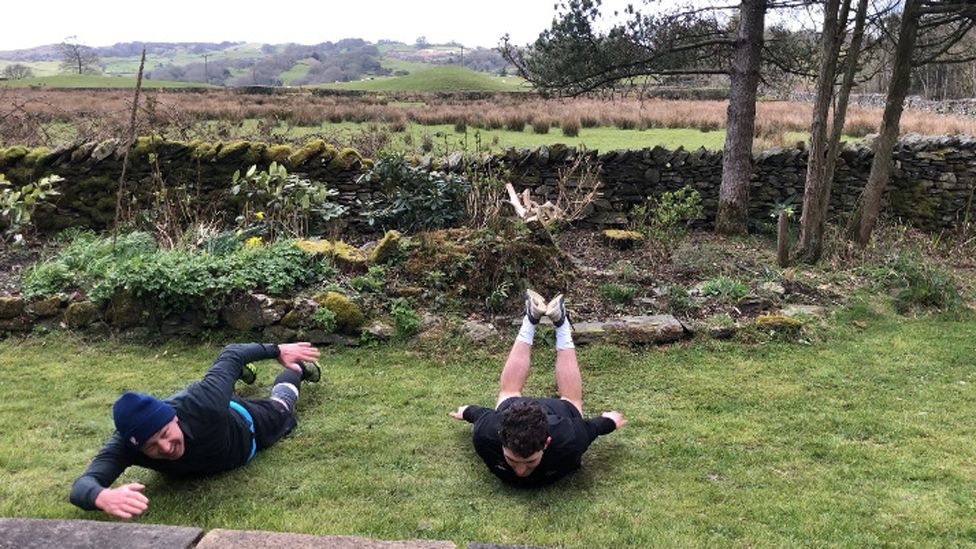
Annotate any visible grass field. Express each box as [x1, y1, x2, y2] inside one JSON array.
[[1, 305, 974, 547], [0, 74, 206, 89], [317, 66, 526, 92]]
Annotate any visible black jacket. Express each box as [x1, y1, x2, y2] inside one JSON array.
[[463, 397, 616, 487], [69, 343, 279, 511]]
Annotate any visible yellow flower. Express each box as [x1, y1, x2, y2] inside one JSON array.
[[255, 211, 265, 220], [245, 236, 263, 248]]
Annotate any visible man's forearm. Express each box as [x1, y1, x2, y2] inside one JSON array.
[[69, 475, 105, 511], [462, 405, 492, 423]]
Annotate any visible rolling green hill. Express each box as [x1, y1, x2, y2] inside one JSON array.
[[319, 65, 525, 92], [0, 74, 206, 89]]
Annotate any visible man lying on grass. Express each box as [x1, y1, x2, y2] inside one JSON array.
[[70, 342, 321, 519], [450, 290, 626, 486]]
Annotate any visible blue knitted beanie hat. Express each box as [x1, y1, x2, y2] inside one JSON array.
[[112, 392, 176, 447]]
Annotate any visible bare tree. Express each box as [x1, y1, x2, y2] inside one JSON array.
[[57, 37, 101, 75], [2, 64, 34, 80], [848, 1, 976, 246]]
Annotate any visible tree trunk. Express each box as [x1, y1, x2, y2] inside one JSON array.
[[715, 0, 767, 235], [797, 0, 846, 263], [847, 0, 922, 246]]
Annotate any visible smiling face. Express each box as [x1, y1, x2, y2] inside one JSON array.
[[140, 417, 184, 460], [502, 436, 551, 477]]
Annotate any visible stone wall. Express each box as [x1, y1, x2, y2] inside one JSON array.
[[1, 134, 973, 232]]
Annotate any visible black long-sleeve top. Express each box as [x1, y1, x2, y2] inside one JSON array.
[[462, 397, 616, 487], [69, 343, 280, 511]]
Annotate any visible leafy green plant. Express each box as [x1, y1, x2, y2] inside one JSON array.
[[700, 276, 749, 302], [350, 265, 388, 294], [0, 173, 63, 244], [666, 284, 693, 312], [231, 162, 347, 239], [309, 307, 338, 333], [629, 185, 703, 255], [599, 282, 639, 306], [484, 281, 513, 313], [358, 152, 471, 231], [861, 250, 962, 313], [389, 297, 422, 338]]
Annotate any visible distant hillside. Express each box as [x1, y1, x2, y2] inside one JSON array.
[[320, 65, 525, 92], [0, 40, 513, 89]]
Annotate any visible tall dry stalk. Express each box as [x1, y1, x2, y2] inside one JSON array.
[[112, 48, 146, 248]]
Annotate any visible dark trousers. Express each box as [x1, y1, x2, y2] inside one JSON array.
[[241, 368, 302, 451]]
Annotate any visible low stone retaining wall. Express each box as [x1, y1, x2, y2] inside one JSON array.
[[1, 134, 973, 234]]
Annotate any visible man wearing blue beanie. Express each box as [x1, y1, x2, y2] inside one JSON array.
[[70, 342, 321, 519]]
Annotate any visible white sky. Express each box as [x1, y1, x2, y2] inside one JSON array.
[[0, 0, 644, 51]]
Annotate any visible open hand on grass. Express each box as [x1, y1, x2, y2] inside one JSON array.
[[448, 405, 469, 420], [277, 342, 320, 373], [94, 483, 148, 519], [602, 411, 627, 429]]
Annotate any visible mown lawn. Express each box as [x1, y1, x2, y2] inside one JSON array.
[[1, 307, 974, 547]]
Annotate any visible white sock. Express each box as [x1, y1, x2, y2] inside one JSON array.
[[516, 315, 536, 345], [555, 319, 574, 350]]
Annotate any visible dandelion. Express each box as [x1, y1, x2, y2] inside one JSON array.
[[255, 211, 265, 220], [245, 236, 262, 248]]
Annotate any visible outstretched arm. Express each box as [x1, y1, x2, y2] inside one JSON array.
[[70, 434, 135, 514], [449, 405, 492, 423], [276, 342, 320, 373]]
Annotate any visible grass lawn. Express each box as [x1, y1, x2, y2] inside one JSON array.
[[315, 66, 526, 93], [1, 306, 974, 547], [0, 74, 205, 89]]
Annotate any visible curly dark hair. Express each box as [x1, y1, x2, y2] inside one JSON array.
[[499, 401, 548, 457]]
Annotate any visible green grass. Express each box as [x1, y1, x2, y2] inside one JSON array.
[[0, 74, 206, 89], [279, 59, 313, 85], [316, 65, 526, 92], [1, 310, 975, 546]]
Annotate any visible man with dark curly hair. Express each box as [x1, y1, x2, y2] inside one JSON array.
[[450, 290, 626, 486]]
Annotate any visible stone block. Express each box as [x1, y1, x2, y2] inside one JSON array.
[[26, 296, 62, 318], [65, 301, 98, 329], [0, 296, 24, 319], [195, 529, 455, 549], [0, 518, 202, 549], [574, 315, 686, 345]]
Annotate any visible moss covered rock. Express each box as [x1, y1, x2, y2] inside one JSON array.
[[65, 301, 99, 329], [369, 230, 402, 264], [0, 296, 25, 319], [755, 314, 802, 331], [287, 140, 337, 168], [314, 291, 365, 333], [296, 239, 368, 269], [263, 144, 293, 165], [602, 229, 645, 250]]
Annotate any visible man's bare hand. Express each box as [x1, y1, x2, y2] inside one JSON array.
[[448, 405, 469, 421], [602, 411, 627, 429], [277, 342, 320, 373], [94, 483, 148, 519]]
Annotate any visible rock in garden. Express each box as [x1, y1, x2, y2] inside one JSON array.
[[780, 305, 825, 318], [222, 294, 275, 331], [735, 296, 773, 315], [0, 296, 24, 319], [263, 325, 298, 342], [26, 296, 62, 318], [369, 230, 402, 264], [573, 315, 685, 345], [601, 229, 645, 250], [755, 314, 803, 331], [107, 291, 144, 328], [365, 320, 395, 340], [314, 292, 365, 334], [462, 320, 497, 342], [296, 239, 368, 270], [280, 298, 317, 328], [65, 301, 98, 329]]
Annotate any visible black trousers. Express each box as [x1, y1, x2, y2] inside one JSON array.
[[240, 368, 302, 451]]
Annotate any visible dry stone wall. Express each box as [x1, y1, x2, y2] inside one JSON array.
[[0, 134, 973, 232]]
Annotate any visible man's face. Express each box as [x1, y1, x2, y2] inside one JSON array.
[[141, 417, 184, 460], [502, 436, 551, 477]]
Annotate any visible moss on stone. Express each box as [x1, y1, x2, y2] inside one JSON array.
[[602, 229, 645, 250], [131, 136, 157, 158], [888, 179, 937, 222], [216, 141, 252, 163], [755, 314, 802, 330], [287, 139, 332, 168], [314, 291, 365, 333], [369, 230, 402, 264], [0, 146, 29, 168], [296, 239, 368, 269], [192, 142, 219, 161], [264, 145, 293, 165], [23, 147, 50, 166], [328, 147, 363, 171]]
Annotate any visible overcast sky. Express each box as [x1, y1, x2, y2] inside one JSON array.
[[0, 0, 645, 51]]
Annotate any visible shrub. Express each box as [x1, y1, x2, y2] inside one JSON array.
[[666, 285, 693, 312], [599, 283, 639, 306], [629, 185, 703, 257], [0, 173, 63, 244], [700, 276, 748, 302], [532, 120, 551, 134], [350, 265, 388, 294], [309, 307, 338, 333], [390, 297, 422, 338], [561, 117, 581, 137], [358, 152, 472, 231], [505, 115, 527, 132], [862, 250, 962, 313], [454, 121, 467, 133]]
